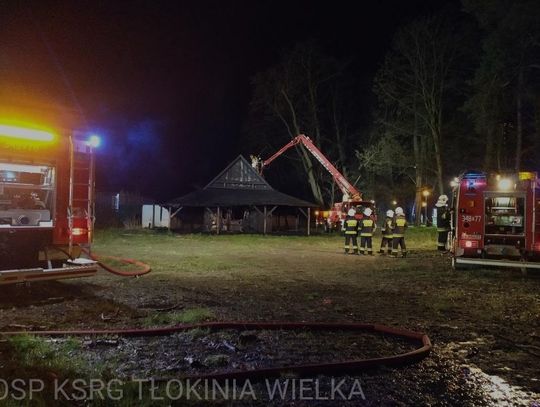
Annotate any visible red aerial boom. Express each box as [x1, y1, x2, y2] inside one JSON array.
[[260, 134, 362, 202], [256, 134, 373, 229]]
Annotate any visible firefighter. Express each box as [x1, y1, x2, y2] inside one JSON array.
[[379, 209, 394, 255], [391, 207, 408, 257], [435, 194, 450, 251], [359, 207, 376, 255], [343, 208, 359, 254]]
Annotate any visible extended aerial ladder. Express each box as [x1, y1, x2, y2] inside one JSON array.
[[258, 134, 362, 202], [255, 134, 372, 229]]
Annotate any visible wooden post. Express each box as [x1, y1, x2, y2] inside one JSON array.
[[217, 206, 221, 235], [263, 206, 267, 235], [307, 207, 311, 236]]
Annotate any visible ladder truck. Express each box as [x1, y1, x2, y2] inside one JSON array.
[[255, 134, 374, 229], [0, 122, 100, 284], [451, 170, 540, 272]]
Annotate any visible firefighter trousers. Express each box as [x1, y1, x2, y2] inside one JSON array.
[[344, 235, 358, 254], [360, 236, 373, 255], [379, 237, 392, 254], [391, 237, 407, 257], [437, 230, 448, 251]]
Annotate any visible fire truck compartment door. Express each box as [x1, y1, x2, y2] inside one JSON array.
[[0, 209, 51, 226]]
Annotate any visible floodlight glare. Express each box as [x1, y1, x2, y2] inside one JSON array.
[[498, 178, 512, 190], [0, 124, 55, 142]]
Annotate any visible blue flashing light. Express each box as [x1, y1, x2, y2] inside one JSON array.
[[87, 134, 101, 148]]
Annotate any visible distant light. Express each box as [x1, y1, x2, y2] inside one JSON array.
[[465, 240, 473, 248], [392, 200, 397, 205], [498, 178, 512, 190], [422, 190, 430, 197], [86, 134, 101, 148], [421, 202, 427, 207], [0, 124, 55, 142], [314, 210, 320, 216], [450, 177, 459, 187]]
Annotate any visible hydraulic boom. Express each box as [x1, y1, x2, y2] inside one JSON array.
[[260, 134, 361, 201]]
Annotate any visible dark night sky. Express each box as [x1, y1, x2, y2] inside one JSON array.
[[0, 0, 455, 201]]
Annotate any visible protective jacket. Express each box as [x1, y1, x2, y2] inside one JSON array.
[[436, 206, 451, 231], [360, 216, 376, 237], [381, 216, 393, 238], [392, 215, 408, 237], [343, 216, 359, 235]]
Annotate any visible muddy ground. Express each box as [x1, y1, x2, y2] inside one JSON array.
[[0, 229, 539, 406]]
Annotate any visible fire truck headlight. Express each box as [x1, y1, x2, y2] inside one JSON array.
[[86, 134, 101, 148], [497, 178, 512, 190]]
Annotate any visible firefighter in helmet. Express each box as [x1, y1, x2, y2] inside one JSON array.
[[343, 208, 359, 254], [391, 206, 408, 257], [359, 207, 377, 255], [435, 194, 450, 251], [379, 209, 394, 255]]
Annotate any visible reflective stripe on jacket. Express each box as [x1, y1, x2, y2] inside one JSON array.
[[392, 215, 408, 237], [360, 217, 375, 237], [344, 217, 359, 235]]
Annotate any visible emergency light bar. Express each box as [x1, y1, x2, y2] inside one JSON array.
[[0, 124, 55, 142]]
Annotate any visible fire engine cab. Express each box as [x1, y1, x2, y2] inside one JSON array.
[[0, 122, 99, 284], [451, 170, 540, 271]]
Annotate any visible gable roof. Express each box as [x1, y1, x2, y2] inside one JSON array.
[[205, 155, 271, 190], [168, 155, 316, 208]]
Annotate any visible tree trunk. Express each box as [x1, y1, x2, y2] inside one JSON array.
[[281, 88, 324, 205], [298, 144, 324, 205], [431, 127, 444, 194], [515, 68, 523, 172], [483, 125, 495, 171], [413, 133, 423, 226]]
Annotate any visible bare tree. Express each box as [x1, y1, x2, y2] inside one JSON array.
[[248, 42, 356, 206]]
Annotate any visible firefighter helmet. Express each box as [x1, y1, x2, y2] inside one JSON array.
[[435, 194, 449, 207], [386, 209, 394, 217], [395, 207, 404, 216]]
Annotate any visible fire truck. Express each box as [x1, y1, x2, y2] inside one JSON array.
[[450, 170, 540, 271], [255, 134, 374, 230], [0, 121, 100, 284]]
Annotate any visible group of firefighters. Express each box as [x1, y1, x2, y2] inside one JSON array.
[[342, 194, 451, 257]]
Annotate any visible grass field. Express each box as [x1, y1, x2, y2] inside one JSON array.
[[0, 228, 539, 405]]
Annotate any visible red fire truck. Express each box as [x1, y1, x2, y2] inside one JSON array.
[[451, 170, 540, 271], [255, 134, 375, 230], [0, 121, 100, 284]]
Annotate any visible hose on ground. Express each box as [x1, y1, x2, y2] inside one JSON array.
[[1, 322, 431, 381], [81, 248, 151, 277]]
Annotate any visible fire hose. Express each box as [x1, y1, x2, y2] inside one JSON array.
[[81, 248, 151, 277], [2, 322, 431, 381]]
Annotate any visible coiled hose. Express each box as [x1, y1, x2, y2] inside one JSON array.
[[2, 322, 431, 381]]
